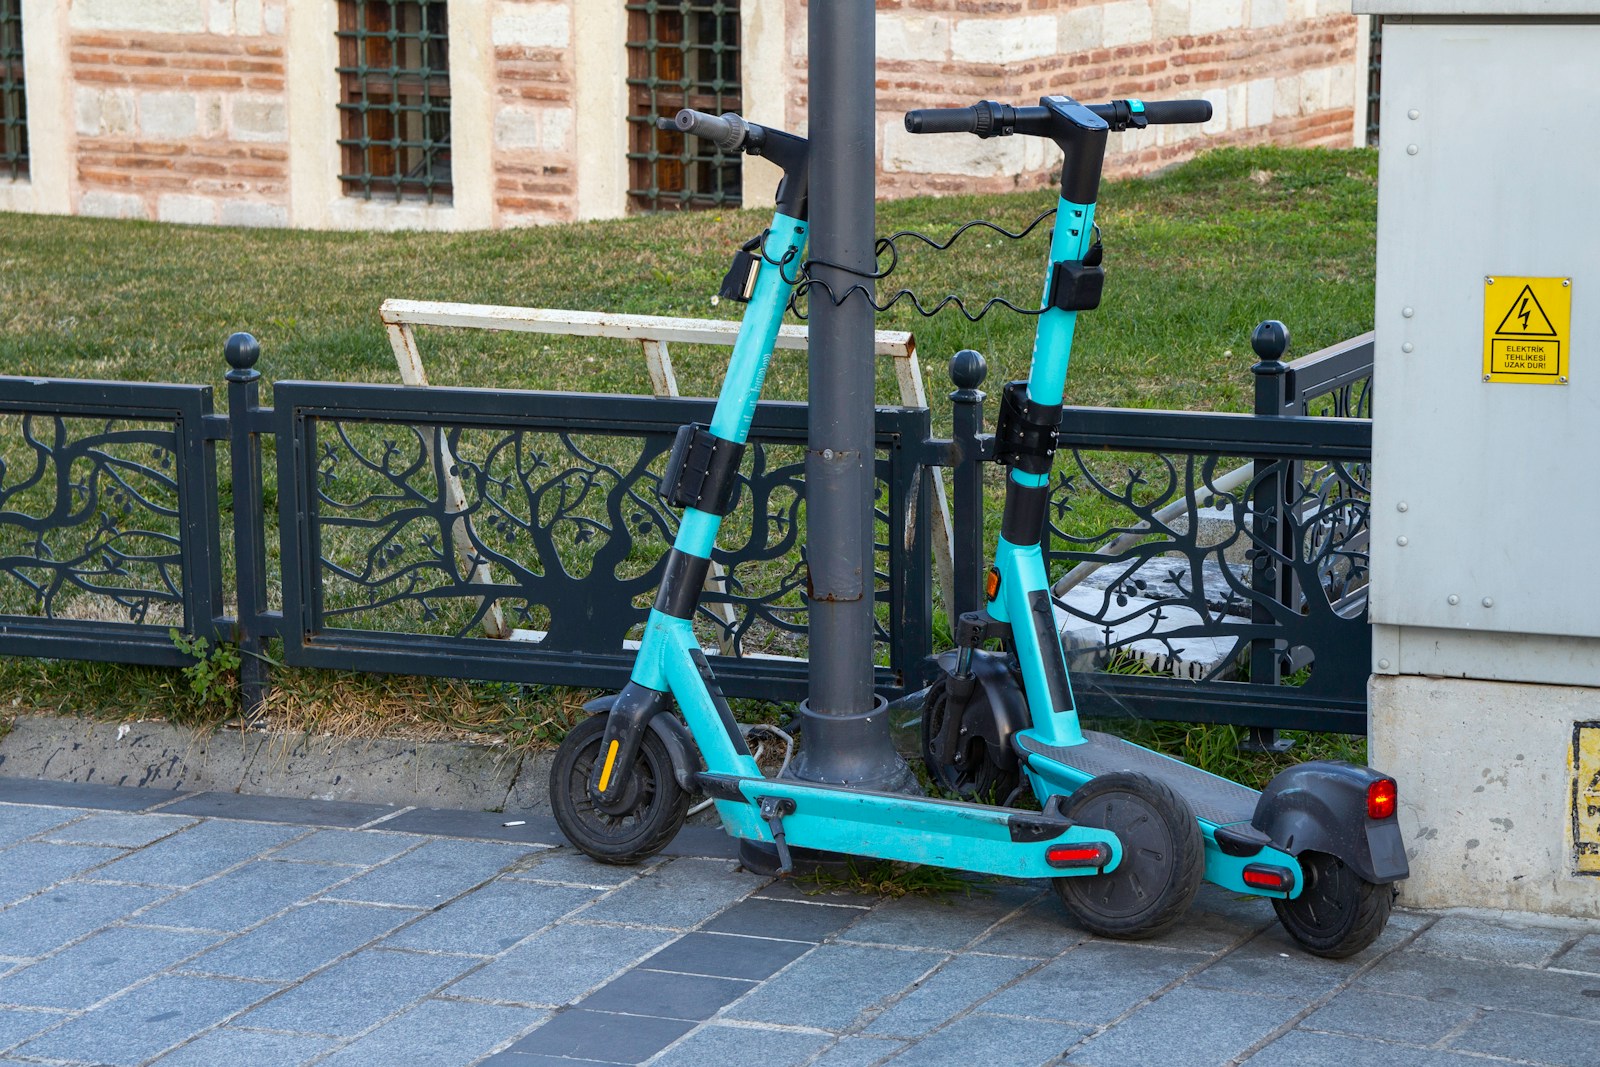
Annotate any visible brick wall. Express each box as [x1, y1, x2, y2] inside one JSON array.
[[69, 1, 289, 226], [490, 1, 577, 225]]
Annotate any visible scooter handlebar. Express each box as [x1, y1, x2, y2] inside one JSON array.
[[904, 97, 1212, 136], [659, 109, 751, 154], [903, 106, 985, 135], [1135, 99, 1213, 125]]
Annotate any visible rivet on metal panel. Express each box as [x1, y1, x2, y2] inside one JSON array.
[[1378, 658, 1391, 670], [1483, 374, 1491, 382], [1402, 307, 1414, 318], [1485, 277, 1495, 285], [1397, 536, 1409, 547], [1447, 594, 1459, 605], [1563, 279, 1571, 287], [1482, 597, 1494, 608], [1560, 376, 1569, 384], [1402, 342, 1414, 353], [1396, 501, 1408, 512], [1406, 144, 1419, 155], [1407, 109, 1419, 120]]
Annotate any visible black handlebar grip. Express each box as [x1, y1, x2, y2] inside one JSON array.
[[670, 109, 749, 153], [904, 107, 981, 135], [1139, 99, 1213, 125]]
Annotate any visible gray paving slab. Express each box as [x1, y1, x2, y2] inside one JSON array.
[[580, 968, 756, 1021], [146, 1027, 335, 1067], [1187, 933, 1367, 1000], [980, 942, 1212, 1026], [1065, 984, 1309, 1066], [1554, 933, 1600, 975], [444, 923, 679, 1007], [0, 803, 92, 845], [1407, 913, 1582, 966], [0, 880, 169, 958], [864, 952, 1037, 1038], [753, 879, 879, 907], [1300, 988, 1479, 1045], [968, 896, 1088, 959], [134, 859, 356, 932], [13, 974, 276, 1066], [702, 896, 866, 942], [0, 779, 165, 811], [723, 943, 944, 1031], [0, 925, 218, 1010], [313, 997, 544, 1067], [158, 791, 398, 827], [887, 1012, 1087, 1067], [577, 857, 764, 930], [1241, 1030, 1497, 1067], [639, 931, 813, 981], [1447, 1007, 1600, 1065], [502, 849, 658, 888], [88, 819, 304, 887], [651, 1022, 833, 1067], [0, 841, 125, 904], [236, 948, 479, 1036], [810, 1035, 908, 1066], [268, 828, 427, 867], [838, 884, 1043, 951], [1360, 950, 1600, 1021], [381, 879, 600, 956], [0, 1006, 65, 1053], [176, 901, 421, 981], [507, 1008, 695, 1064], [378, 807, 565, 845], [40, 812, 199, 849], [322, 838, 540, 908]]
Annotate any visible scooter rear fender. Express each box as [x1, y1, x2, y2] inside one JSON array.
[[933, 649, 1029, 773], [1250, 760, 1409, 884]]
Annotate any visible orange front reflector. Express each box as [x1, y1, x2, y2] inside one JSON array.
[[1242, 864, 1293, 891], [1046, 843, 1109, 869], [1367, 778, 1398, 820], [984, 567, 1001, 601]]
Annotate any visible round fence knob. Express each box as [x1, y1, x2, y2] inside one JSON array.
[[225, 332, 261, 371], [1250, 320, 1290, 363], [949, 349, 987, 390]]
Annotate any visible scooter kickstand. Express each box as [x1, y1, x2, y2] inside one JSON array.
[[758, 796, 797, 874]]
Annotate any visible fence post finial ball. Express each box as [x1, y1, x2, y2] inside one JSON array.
[[1251, 320, 1290, 363], [949, 349, 987, 390], [225, 332, 261, 371]]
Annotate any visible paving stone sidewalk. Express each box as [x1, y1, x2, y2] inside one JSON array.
[[0, 777, 1596, 1067]]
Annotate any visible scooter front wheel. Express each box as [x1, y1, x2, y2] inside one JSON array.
[[1052, 771, 1204, 940], [1272, 850, 1392, 958], [549, 714, 690, 865]]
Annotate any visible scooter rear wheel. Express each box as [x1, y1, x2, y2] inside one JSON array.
[[550, 713, 689, 865], [1272, 850, 1392, 958], [920, 673, 1020, 802], [1052, 771, 1204, 940]]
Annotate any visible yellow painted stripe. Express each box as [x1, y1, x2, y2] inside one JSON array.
[[598, 739, 621, 794]]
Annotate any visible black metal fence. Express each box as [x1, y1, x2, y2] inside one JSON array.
[[1, 331, 1371, 733]]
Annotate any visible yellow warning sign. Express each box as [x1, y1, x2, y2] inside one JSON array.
[[1574, 722, 1600, 875], [1483, 276, 1571, 384]]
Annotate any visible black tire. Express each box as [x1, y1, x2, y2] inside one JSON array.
[[549, 714, 689, 865], [1052, 771, 1205, 940], [920, 673, 1020, 803], [1273, 850, 1393, 959]]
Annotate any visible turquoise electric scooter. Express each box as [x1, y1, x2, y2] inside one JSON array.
[[550, 96, 1408, 957]]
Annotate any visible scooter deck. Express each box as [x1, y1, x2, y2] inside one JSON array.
[[1015, 730, 1257, 826]]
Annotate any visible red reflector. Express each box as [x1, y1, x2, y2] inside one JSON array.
[[1046, 844, 1109, 869], [1242, 864, 1293, 891], [1367, 778, 1398, 820]]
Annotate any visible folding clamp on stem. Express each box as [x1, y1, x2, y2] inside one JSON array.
[[758, 796, 798, 874]]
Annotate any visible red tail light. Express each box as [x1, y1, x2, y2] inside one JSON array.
[[1367, 778, 1398, 820], [1241, 864, 1294, 891], [1046, 843, 1110, 869]]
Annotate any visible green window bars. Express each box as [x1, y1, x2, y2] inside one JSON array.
[[336, 0, 451, 204], [1, 0, 25, 182], [626, 0, 741, 212]]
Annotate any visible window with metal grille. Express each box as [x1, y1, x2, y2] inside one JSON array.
[[1, 0, 26, 182], [336, 0, 451, 203], [626, 1, 741, 213]]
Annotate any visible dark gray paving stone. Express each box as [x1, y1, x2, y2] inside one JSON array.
[[580, 969, 755, 1021], [754, 880, 877, 908], [723, 944, 943, 1031], [839, 884, 1043, 952], [702, 897, 864, 942], [1360, 951, 1600, 1021], [0, 779, 166, 812], [577, 857, 762, 931], [503, 850, 657, 888], [135, 859, 355, 932], [810, 1035, 907, 1066], [0, 1007, 64, 1052], [1407, 914, 1580, 967], [445, 924, 677, 1007], [0, 803, 92, 846], [1137, 885, 1275, 955], [41, 812, 198, 849], [638, 932, 812, 981], [887, 1012, 1086, 1067], [237, 949, 477, 1036], [1554, 934, 1600, 976], [159, 792, 396, 828], [0, 925, 217, 1009], [1066, 984, 1308, 1065], [323, 839, 538, 908], [313, 997, 544, 1067], [1242, 1031, 1497, 1067], [269, 828, 426, 867], [90, 819, 304, 887], [0, 841, 125, 904], [478, 1054, 614, 1067], [146, 1027, 334, 1066], [14, 975, 275, 1065], [177, 902, 419, 981], [1301, 989, 1478, 1045], [378, 808, 565, 845], [1449, 1007, 1600, 1065], [864, 953, 1037, 1037], [382, 880, 599, 956], [0, 881, 168, 958], [981, 942, 1212, 1025], [510, 1008, 694, 1064], [651, 1022, 832, 1066], [1190, 934, 1367, 1000], [969, 897, 1087, 959], [658, 825, 743, 861]]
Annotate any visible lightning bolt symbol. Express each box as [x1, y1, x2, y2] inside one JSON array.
[[1517, 296, 1531, 331]]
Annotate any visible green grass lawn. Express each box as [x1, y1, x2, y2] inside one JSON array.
[[0, 145, 1378, 780]]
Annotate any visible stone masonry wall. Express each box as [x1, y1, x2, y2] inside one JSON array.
[[490, 1, 578, 226], [69, 0, 289, 226]]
